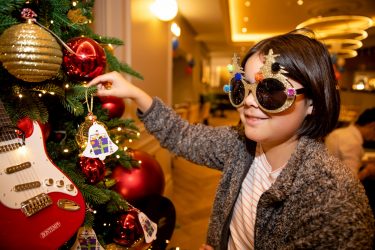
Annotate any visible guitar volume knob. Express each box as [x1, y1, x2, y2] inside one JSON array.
[[66, 184, 75, 192], [45, 178, 54, 186], [56, 180, 64, 187]]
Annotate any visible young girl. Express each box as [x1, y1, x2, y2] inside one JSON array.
[[88, 30, 374, 249]]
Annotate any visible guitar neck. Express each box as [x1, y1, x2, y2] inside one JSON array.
[[0, 99, 17, 142]]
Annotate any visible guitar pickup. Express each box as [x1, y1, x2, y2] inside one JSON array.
[[20, 193, 52, 217], [0, 142, 22, 153], [6, 162, 32, 174], [14, 181, 41, 192]]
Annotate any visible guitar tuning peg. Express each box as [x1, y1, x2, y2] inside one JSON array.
[[223, 84, 231, 93]]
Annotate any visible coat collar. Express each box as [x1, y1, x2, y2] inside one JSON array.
[[259, 137, 325, 205]]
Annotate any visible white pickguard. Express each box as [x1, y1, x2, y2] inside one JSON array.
[[0, 122, 77, 209]]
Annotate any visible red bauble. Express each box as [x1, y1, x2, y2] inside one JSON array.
[[52, 130, 67, 143], [63, 37, 106, 81], [113, 208, 146, 248], [100, 96, 125, 118], [78, 156, 106, 184], [17, 117, 34, 138], [112, 150, 165, 202], [38, 122, 51, 140]]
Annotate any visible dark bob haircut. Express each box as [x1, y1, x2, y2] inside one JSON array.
[[241, 29, 340, 139]]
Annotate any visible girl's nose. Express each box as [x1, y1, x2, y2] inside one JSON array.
[[243, 90, 258, 108]]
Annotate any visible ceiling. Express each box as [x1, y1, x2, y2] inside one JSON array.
[[177, 0, 375, 58]]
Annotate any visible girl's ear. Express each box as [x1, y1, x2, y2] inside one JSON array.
[[306, 99, 313, 115]]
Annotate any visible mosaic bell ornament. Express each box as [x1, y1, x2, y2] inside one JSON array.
[[82, 122, 118, 160], [75, 114, 107, 149], [63, 37, 106, 82], [0, 21, 63, 82]]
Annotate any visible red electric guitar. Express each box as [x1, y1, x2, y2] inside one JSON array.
[[0, 100, 85, 249]]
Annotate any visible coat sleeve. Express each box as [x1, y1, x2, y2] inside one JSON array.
[[137, 97, 243, 170]]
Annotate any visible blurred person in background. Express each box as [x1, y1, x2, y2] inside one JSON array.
[[325, 107, 375, 179], [326, 107, 375, 216]]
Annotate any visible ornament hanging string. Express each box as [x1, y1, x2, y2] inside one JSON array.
[[85, 88, 94, 118], [21, 8, 77, 55]]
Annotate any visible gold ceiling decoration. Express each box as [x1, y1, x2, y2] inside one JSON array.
[[296, 15, 374, 58]]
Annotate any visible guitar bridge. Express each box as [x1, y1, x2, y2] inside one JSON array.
[[20, 193, 52, 217]]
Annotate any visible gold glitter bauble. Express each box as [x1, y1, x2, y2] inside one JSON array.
[[0, 22, 62, 82], [75, 114, 108, 149]]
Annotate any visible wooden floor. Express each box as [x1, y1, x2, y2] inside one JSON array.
[[167, 110, 240, 250]]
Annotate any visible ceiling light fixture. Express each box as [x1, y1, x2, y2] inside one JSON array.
[[296, 15, 373, 58], [150, 0, 178, 21], [171, 22, 181, 37], [297, 15, 373, 31]]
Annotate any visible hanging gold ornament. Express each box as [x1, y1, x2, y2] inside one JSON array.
[[67, 9, 88, 24], [75, 114, 108, 150], [0, 20, 62, 82]]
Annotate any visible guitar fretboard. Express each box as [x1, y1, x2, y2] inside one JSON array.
[[0, 99, 18, 143]]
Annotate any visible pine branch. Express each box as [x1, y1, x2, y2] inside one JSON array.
[[0, 0, 25, 15], [67, 85, 97, 100], [105, 51, 144, 80], [94, 36, 124, 46], [0, 15, 19, 33], [79, 184, 111, 206], [105, 118, 138, 131], [60, 96, 85, 116], [104, 190, 128, 213], [105, 149, 138, 169], [84, 211, 95, 227], [31, 83, 66, 97], [9, 94, 49, 123]]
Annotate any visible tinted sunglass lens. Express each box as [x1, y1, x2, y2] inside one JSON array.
[[230, 78, 245, 105], [256, 79, 287, 110]]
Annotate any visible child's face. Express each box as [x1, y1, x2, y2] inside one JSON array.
[[238, 53, 312, 145]]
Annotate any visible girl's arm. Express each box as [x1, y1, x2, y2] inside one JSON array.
[[87, 71, 152, 113]]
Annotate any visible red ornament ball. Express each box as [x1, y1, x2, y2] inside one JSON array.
[[63, 37, 106, 81], [38, 122, 51, 141], [100, 96, 125, 118], [113, 208, 150, 248], [112, 150, 165, 202], [17, 117, 34, 138], [78, 156, 106, 184]]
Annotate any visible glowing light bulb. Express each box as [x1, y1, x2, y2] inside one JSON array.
[[171, 22, 181, 37], [150, 0, 178, 21]]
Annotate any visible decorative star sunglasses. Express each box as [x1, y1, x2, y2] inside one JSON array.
[[223, 49, 305, 113]]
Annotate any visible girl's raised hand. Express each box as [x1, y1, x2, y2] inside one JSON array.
[[87, 71, 153, 112]]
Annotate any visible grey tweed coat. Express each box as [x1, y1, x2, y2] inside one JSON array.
[[138, 98, 375, 249]]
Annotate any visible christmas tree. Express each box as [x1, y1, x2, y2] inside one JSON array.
[[0, 0, 159, 249]]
